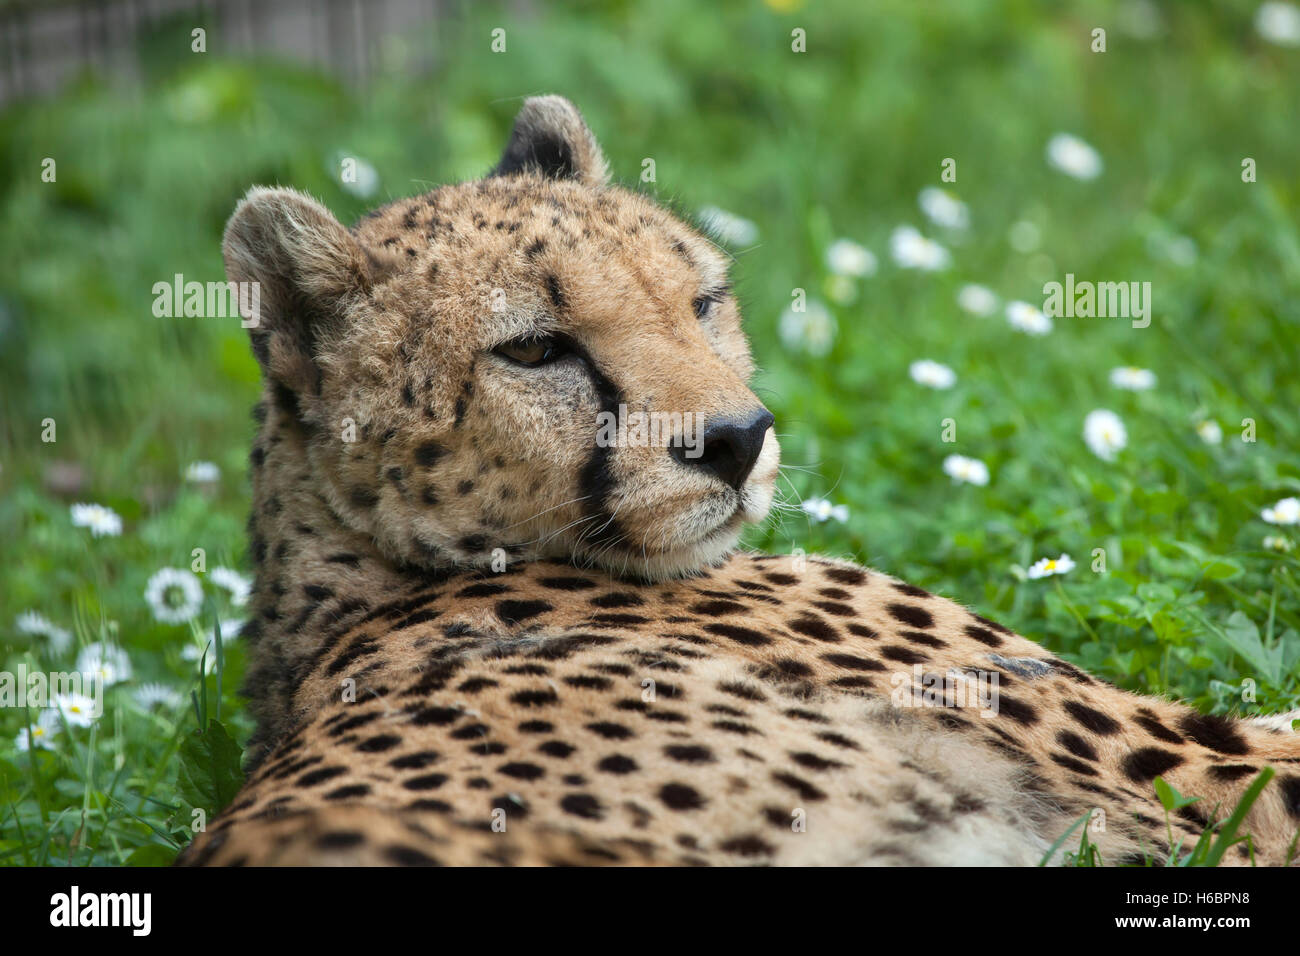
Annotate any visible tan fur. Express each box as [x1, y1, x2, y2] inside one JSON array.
[[183, 98, 1300, 866]]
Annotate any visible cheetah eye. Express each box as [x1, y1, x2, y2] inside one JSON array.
[[693, 286, 729, 319], [494, 334, 569, 367]]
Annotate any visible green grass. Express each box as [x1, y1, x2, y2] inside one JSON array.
[[1, 0, 1298, 865]]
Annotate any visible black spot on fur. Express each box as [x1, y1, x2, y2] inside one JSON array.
[[821, 652, 885, 672], [899, 630, 947, 649], [771, 771, 826, 801], [1279, 775, 1300, 819], [717, 681, 765, 701], [349, 487, 379, 509], [538, 576, 598, 591], [963, 624, 1004, 647], [659, 783, 706, 810], [1064, 700, 1121, 735], [890, 582, 932, 599], [1056, 730, 1098, 761], [879, 645, 928, 665], [402, 773, 449, 791], [499, 762, 545, 781], [789, 615, 841, 643], [455, 582, 509, 598], [822, 566, 866, 585], [1121, 747, 1184, 783], [598, 754, 638, 774], [994, 695, 1039, 726], [887, 603, 934, 628], [497, 599, 553, 623], [1050, 754, 1099, 777], [665, 745, 715, 764], [560, 794, 603, 819], [511, 688, 559, 708], [384, 844, 440, 866], [703, 622, 771, 646], [1178, 712, 1250, 755], [1207, 764, 1257, 782], [719, 834, 774, 857], [414, 441, 446, 466], [789, 751, 845, 771], [1134, 711, 1183, 744], [545, 273, 566, 311]]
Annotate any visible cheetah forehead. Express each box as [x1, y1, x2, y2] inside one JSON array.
[[353, 176, 732, 323]]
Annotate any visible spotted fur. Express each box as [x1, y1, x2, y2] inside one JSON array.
[[181, 98, 1300, 866]]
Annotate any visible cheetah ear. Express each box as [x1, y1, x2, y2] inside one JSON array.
[[223, 187, 372, 401], [491, 96, 609, 187]]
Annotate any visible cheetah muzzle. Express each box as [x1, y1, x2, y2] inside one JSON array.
[[181, 97, 1300, 867]]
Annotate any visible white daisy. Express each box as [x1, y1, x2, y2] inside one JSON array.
[[1006, 300, 1053, 335], [1195, 420, 1223, 445], [1257, 2, 1300, 45], [16, 714, 61, 752], [15, 611, 73, 654], [943, 454, 990, 487], [76, 642, 132, 686], [890, 226, 951, 271], [218, 618, 246, 642], [1261, 497, 1300, 525], [333, 152, 380, 199], [909, 359, 957, 390], [826, 239, 877, 278], [1083, 409, 1128, 461], [210, 567, 252, 608], [918, 188, 969, 230], [51, 692, 100, 727], [1263, 535, 1293, 553], [957, 284, 998, 316], [134, 682, 184, 711], [1027, 554, 1076, 579], [70, 503, 123, 538], [1109, 366, 1156, 391], [184, 461, 221, 483], [802, 497, 849, 523], [145, 568, 204, 625], [778, 300, 837, 357], [1046, 133, 1103, 180], [698, 206, 759, 247]]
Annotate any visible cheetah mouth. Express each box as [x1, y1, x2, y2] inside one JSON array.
[[698, 506, 746, 544], [645, 505, 748, 566]]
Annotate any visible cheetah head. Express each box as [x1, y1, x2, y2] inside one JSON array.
[[224, 96, 778, 581]]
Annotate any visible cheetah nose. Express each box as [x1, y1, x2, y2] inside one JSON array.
[[672, 408, 774, 491]]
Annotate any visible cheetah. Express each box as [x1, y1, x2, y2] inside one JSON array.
[[180, 97, 1300, 866]]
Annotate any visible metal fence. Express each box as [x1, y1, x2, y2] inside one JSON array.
[[0, 0, 461, 105]]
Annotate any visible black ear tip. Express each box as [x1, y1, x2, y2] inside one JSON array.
[[492, 95, 608, 186]]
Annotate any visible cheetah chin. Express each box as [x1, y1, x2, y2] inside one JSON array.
[[182, 97, 1300, 867]]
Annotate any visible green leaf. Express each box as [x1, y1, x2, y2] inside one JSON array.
[[176, 719, 244, 816], [1211, 611, 1282, 685], [1038, 809, 1094, 867], [124, 844, 177, 867], [1200, 768, 1274, 867], [1153, 775, 1200, 812]]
